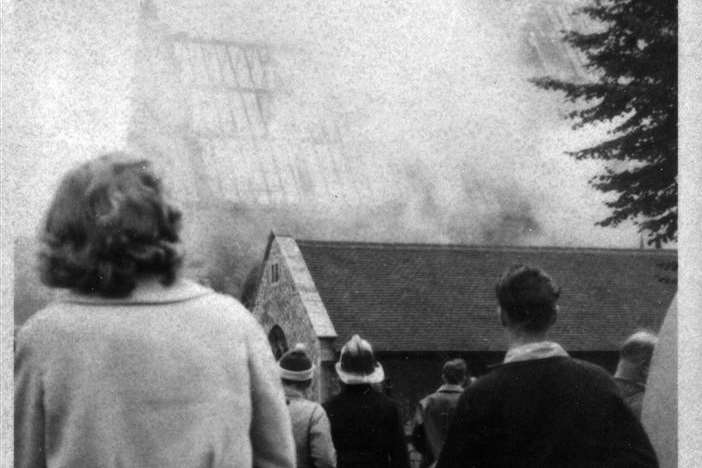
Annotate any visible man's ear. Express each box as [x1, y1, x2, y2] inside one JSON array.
[[497, 306, 507, 327], [548, 305, 559, 327]]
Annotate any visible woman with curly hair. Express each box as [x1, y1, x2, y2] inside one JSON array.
[[14, 153, 295, 468]]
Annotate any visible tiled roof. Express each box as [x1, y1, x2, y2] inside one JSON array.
[[295, 240, 676, 352]]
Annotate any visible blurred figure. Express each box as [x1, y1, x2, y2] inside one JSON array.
[[412, 359, 468, 467], [642, 297, 677, 468], [614, 330, 658, 419], [14, 153, 295, 468], [278, 344, 336, 468], [323, 335, 410, 468], [437, 264, 658, 468]]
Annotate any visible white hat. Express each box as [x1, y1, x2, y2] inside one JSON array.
[[278, 343, 315, 381], [335, 335, 385, 385]]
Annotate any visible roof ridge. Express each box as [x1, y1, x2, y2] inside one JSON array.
[[293, 238, 677, 255]]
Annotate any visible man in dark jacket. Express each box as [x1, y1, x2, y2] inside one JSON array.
[[436, 264, 658, 468], [323, 334, 410, 468]]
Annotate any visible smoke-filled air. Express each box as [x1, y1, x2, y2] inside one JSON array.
[[4, 0, 641, 312]]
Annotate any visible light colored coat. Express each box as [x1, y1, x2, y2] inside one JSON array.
[[284, 387, 336, 468], [14, 278, 295, 468]]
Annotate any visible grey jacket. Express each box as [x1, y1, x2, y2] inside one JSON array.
[[414, 384, 464, 461], [285, 387, 336, 468], [15, 278, 295, 468]]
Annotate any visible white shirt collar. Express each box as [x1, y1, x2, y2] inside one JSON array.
[[437, 384, 464, 393], [503, 341, 569, 364]]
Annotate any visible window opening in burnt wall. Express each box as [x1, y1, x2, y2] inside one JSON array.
[[271, 263, 280, 283]]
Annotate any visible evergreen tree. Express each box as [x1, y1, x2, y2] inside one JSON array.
[[533, 0, 677, 245]]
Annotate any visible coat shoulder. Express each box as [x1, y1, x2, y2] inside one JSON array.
[[194, 291, 258, 325], [16, 302, 74, 348]]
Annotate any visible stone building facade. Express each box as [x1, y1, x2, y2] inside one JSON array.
[[252, 234, 337, 401]]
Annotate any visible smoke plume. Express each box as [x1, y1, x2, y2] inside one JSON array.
[[5, 0, 641, 313]]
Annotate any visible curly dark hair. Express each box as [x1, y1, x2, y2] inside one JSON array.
[[39, 153, 183, 297], [495, 264, 561, 333]]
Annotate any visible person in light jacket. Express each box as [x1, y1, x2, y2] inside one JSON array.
[[412, 359, 468, 467], [279, 344, 336, 468], [14, 153, 295, 468]]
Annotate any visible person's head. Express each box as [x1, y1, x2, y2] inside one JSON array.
[[39, 153, 183, 298], [278, 343, 315, 393], [335, 334, 384, 386], [616, 330, 658, 382], [495, 264, 561, 335], [441, 358, 468, 386]]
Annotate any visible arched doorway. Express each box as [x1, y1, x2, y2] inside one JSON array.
[[268, 325, 288, 360]]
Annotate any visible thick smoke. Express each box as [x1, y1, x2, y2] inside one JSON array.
[[138, 0, 640, 297], [6, 0, 641, 314]]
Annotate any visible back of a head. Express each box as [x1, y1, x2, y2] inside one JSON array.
[[620, 330, 658, 368], [39, 153, 183, 298], [279, 343, 314, 391], [336, 334, 385, 385], [442, 358, 467, 385], [495, 264, 560, 333]]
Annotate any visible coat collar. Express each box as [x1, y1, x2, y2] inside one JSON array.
[[503, 341, 569, 364], [437, 384, 464, 393], [284, 386, 307, 400], [59, 278, 213, 305]]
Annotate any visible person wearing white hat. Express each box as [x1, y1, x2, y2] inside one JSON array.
[[323, 335, 410, 468], [279, 344, 337, 468]]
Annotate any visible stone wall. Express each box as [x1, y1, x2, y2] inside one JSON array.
[[253, 236, 332, 401]]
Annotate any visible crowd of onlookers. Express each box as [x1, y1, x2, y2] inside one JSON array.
[[14, 154, 664, 467], [270, 267, 660, 468]]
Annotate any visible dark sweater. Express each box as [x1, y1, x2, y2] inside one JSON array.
[[436, 356, 658, 468], [323, 384, 410, 468]]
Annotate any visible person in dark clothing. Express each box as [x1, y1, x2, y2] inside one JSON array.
[[323, 334, 410, 468], [436, 264, 658, 468], [614, 330, 658, 419]]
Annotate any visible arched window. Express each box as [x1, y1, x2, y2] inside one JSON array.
[[268, 325, 288, 360]]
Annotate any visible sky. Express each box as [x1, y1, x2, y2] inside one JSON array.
[[2, 0, 641, 248]]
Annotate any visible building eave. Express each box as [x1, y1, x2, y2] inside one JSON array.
[[276, 235, 337, 339]]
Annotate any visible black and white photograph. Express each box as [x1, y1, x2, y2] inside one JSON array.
[[2, 0, 700, 466]]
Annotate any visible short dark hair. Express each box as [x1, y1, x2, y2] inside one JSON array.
[[39, 153, 183, 297], [619, 330, 657, 367], [442, 358, 467, 385], [495, 264, 560, 333]]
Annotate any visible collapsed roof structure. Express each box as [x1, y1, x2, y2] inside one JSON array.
[[129, 0, 593, 210]]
